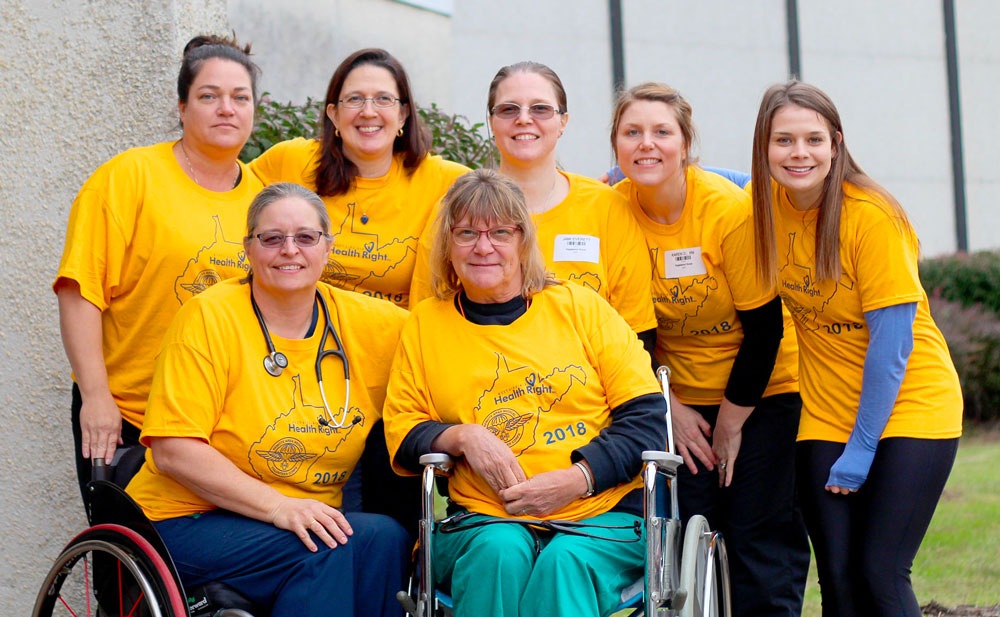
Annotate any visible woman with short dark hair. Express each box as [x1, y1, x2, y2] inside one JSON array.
[[54, 34, 264, 503]]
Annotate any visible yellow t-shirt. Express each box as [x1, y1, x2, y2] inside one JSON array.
[[410, 170, 656, 332], [383, 282, 661, 521], [54, 141, 263, 429], [249, 138, 469, 307], [126, 278, 408, 521], [617, 167, 798, 404], [771, 182, 963, 442]]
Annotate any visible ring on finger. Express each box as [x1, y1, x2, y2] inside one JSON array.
[[719, 462, 728, 471]]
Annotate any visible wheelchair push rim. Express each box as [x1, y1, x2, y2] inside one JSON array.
[[33, 524, 187, 617], [679, 515, 732, 617]]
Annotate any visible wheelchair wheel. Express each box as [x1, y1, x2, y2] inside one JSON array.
[[679, 515, 731, 617], [33, 524, 187, 617]]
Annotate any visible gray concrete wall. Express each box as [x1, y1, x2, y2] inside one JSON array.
[[0, 1, 227, 613], [956, 0, 1000, 252], [228, 0, 453, 114]]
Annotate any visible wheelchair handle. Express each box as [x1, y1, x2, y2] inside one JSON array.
[[92, 457, 110, 483], [656, 366, 676, 456]]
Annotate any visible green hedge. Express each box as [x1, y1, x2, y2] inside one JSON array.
[[922, 250, 1000, 422], [920, 251, 1000, 317], [239, 94, 494, 169], [927, 293, 1000, 423]]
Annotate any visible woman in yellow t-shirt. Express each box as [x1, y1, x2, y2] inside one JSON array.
[[611, 83, 808, 617], [53, 35, 264, 504], [384, 169, 666, 617], [249, 48, 467, 519], [750, 81, 962, 617], [249, 48, 468, 309], [126, 183, 410, 617], [409, 62, 656, 344]]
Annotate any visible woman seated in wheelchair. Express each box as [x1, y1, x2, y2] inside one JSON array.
[[383, 168, 668, 617], [125, 182, 410, 617]]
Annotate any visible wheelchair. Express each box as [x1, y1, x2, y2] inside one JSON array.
[[32, 450, 259, 617], [396, 366, 732, 617]]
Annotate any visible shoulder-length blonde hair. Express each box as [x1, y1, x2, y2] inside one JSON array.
[[751, 81, 911, 289], [429, 169, 557, 300]]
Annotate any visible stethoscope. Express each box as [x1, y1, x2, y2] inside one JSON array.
[[250, 281, 359, 429]]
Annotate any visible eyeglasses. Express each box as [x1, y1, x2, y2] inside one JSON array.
[[490, 102, 562, 120], [338, 95, 401, 109], [252, 230, 330, 249], [450, 226, 520, 247]]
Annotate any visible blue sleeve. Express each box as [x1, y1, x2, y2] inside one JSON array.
[[703, 167, 751, 189], [606, 166, 625, 184], [605, 166, 750, 189], [826, 302, 916, 490]]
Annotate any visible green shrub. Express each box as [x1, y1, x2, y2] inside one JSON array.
[[418, 103, 496, 169], [239, 95, 495, 169], [928, 293, 1000, 422], [240, 93, 323, 163], [920, 251, 1000, 317]]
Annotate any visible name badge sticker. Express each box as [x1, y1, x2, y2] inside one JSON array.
[[663, 247, 707, 278], [553, 234, 600, 264]]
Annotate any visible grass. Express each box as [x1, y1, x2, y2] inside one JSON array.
[[801, 428, 1000, 615]]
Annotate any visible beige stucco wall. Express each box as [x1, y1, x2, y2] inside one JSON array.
[[0, 1, 228, 613]]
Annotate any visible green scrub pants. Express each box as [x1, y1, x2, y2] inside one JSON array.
[[433, 511, 645, 617]]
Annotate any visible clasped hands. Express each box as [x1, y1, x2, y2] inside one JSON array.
[[456, 424, 589, 517]]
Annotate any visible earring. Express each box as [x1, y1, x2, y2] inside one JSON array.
[[335, 128, 341, 138], [397, 127, 404, 137]]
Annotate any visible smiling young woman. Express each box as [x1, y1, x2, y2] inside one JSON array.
[[610, 82, 809, 617], [410, 62, 657, 351], [750, 81, 962, 617]]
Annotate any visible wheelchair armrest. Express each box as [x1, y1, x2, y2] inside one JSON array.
[[419, 452, 454, 474], [642, 450, 684, 474]]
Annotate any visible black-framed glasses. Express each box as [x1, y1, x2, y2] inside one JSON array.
[[450, 225, 520, 247], [252, 230, 330, 249], [490, 102, 562, 120], [338, 94, 401, 109]]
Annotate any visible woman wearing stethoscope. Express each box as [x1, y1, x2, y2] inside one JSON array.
[[126, 182, 410, 617]]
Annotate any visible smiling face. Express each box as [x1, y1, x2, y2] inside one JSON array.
[[767, 104, 841, 210], [614, 99, 688, 189], [245, 196, 332, 299], [326, 64, 408, 171], [178, 57, 255, 153], [449, 215, 524, 303], [488, 71, 568, 168]]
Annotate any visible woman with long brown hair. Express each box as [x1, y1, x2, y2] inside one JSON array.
[[750, 80, 962, 616]]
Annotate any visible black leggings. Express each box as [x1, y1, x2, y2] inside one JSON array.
[[679, 392, 810, 617], [70, 383, 141, 506], [797, 437, 958, 617]]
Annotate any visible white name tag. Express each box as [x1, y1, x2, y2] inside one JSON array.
[[663, 247, 706, 278], [553, 234, 600, 264]]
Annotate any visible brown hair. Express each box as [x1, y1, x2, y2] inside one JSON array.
[[429, 169, 557, 300], [177, 33, 260, 104], [750, 81, 910, 289], [487, 61, 567, 114], [314, 48, 430, 196], [610, 82, 697, 166]]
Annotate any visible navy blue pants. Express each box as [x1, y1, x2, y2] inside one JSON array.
[[797, 437, 958, 617], [679, 392, 810, 617], [155, 509, 409, 617]]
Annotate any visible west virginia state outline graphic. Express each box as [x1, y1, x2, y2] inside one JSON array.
[[474, 354, 587, 457], [568, 271, 602, 293], [324, 202, 416, 291], [778, 231, 854, 332], [248, 374, 364, 484], [174, 214, 247, 304], [650, 247, 719, 334]]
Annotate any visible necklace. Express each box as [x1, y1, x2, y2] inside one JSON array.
[[179, 140, 239, 189]]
